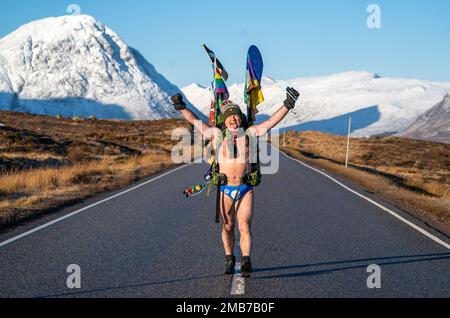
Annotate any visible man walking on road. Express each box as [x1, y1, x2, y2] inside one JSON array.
[[170, 87, 300, 277]]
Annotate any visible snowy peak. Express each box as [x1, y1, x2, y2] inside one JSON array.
[[0, 15, 101, 45], [285, 71, 380, 83], [0, 15, 185, 120], [261, 76, 276, 85], [181, 82, 212, 116], [184, 83, 208, 90]]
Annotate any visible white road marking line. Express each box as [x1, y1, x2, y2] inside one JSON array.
[[0, 164, 193, 249], [230, 234, 245, 295], [278, 148, 450, 250], [230, 267, 246, 296]]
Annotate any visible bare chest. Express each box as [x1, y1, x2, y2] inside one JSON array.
[[217, 135, 249, 162]]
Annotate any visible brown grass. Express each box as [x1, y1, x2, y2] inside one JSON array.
[[277, 131, 450, 236], [0, 110, 191, 229], [0, 151, 175, 227]]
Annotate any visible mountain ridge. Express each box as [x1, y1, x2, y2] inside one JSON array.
[[182, 71, 450, 137], [398, 94, 450, 144], [0, 15, 190, 120]]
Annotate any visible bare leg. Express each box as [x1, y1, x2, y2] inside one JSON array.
[[221, 192, 236, 256], [236, 190, 254, 257]]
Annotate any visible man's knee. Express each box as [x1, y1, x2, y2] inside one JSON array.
[[223, 223, 235, 234], [238, 221, 252, 235]]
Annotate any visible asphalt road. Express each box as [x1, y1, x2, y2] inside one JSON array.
[[0, 146, 449, 298]]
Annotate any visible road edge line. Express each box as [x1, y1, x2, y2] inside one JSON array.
[[277, 147, 450, 250], [0, 163, 193, 249]]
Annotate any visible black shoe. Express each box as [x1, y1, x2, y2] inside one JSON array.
[[240, 256, 252, 278], [224, 255, 236, 275]]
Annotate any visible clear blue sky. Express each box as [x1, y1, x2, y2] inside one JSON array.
[[1, 0, 449, 87]]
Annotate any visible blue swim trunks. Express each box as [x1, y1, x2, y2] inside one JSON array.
[[220, 183, 253, 200]]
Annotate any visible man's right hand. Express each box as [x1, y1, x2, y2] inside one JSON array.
[[170, 93, 187, 111]]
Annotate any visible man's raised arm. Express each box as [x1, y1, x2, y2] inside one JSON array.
[[250, 87, 300, 136], [170, 93, 217, 138]]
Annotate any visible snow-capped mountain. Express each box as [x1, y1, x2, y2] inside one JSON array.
[[0, 15, 186, 120], [182, 71, 450, 137], [398, 94, 450, 144]]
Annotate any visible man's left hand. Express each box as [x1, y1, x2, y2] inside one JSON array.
[[284, 87, 300, 110]]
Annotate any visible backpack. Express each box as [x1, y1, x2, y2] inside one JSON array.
[[208, 127, 262, 188]]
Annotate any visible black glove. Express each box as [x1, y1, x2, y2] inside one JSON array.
[[283, 87, 300, 110], [170, 93, 186, 111]]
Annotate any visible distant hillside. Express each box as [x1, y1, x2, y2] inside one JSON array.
[[183, 71, 450, 137], [398, 94, 450, 144]]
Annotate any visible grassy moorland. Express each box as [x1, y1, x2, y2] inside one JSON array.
[[278, 131, 450, 236], [0, 110, 192, 229]]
